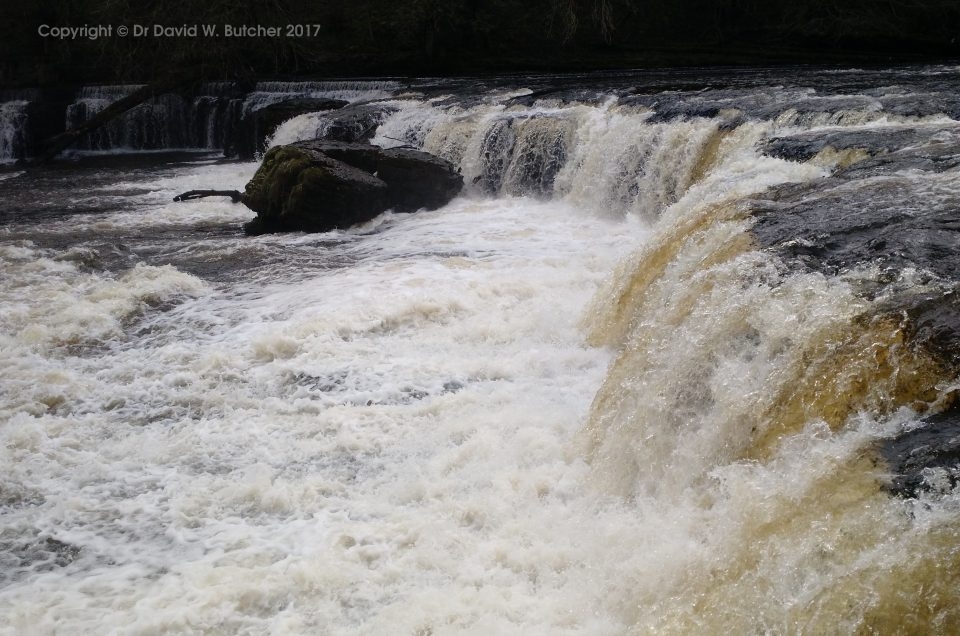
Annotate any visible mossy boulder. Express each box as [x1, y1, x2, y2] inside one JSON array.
[[242, 145, 387, 234], [242, 141, 462, 234]]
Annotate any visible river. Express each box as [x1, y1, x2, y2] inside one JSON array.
[[1, 66, 959, 634]]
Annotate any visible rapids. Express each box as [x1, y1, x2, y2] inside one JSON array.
[[1, 66, 959, 634]]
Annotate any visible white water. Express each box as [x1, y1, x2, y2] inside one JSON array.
[[244, 81, 401, 115], [4, 71, 960, 633], [0, 171, 655, 633]]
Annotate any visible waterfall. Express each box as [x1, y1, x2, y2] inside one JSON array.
[[0, 101, 28, 162], [243, 80, 401, 114], [1, 68, 959, 633], [346, 77, 960, 631], [13, 80, 405, 156], [365, 96, 804, 216], [64, 86, 217, 151]]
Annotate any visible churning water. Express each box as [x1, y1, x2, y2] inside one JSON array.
[[1, 66, 959, 634]]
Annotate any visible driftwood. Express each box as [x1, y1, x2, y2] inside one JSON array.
[[37, 69, 204, 163], [173, 189, 243, 203]]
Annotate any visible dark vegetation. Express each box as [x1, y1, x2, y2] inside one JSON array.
[[2, 0, 959, 88]]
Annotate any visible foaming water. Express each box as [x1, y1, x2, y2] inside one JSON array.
[[0, 167, 655, 632], [3, 67, 960, 634]]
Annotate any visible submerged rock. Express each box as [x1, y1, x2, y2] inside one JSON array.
[[242, 140, 462, 235], [0, 536, 82, 583], [882, 402, 960, 498]]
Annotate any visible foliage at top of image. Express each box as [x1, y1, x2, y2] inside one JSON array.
[[2, 0, 959, 86]]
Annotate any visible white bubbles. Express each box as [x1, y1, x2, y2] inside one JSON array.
[[0, 192, 651, 633], [4, 80, 960, 634]]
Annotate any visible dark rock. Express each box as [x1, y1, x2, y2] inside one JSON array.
[[750, 173, 960, 282], [377, 147, 465, 211], [893, 292, 960, 370], [242, 144, 388, 235], [294, 139, 383, 172], [234, 97, 349, 160], [878, 95, 953, 118], [882, 401, 960, 498], [242, 140, 463, 234], [292, 140, 463, 212], [503, 88, 608, 108], [760, 128, 941, 163], [321, 103, 398, 143]]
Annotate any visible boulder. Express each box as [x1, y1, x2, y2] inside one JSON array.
[[295, 139, 383, 171], [377, 146, 467, 211], [242, 144, 387, 235], [294, 140, 464, 212], [242, 141, 462, 235]]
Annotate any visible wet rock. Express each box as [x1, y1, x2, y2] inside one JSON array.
[[891, 292, 960, 370], [294, 140, 463, 212], [375, 146, 466, 211], [619, 89, 770, 125], [504, 88, 608, 108], [760, 128, 938, 163], [241, 144, 387, 235], [750, 174, 960, 281], [835, 137, 960, 178], [295, 139, 382, 172], [242, 140, 462, 235], [764, 95, 880, 118], [320, 103, 398, 143], [882, 402, 960, 498], [503, 87, 564, 108], [233, 97, 349, 160], [878, 94, 954, 118], [621, 93, 722, 122]]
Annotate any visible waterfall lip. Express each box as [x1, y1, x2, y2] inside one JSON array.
[[9, 65, 960, 160]]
